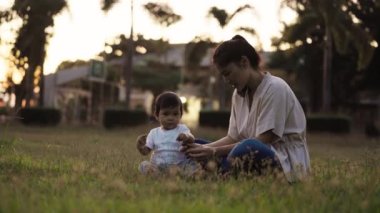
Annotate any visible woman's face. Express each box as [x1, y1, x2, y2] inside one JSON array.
[[217, 60, 249, 93], [157, 106, 181, 130]]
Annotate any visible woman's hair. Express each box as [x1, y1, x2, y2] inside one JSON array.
[[154, 91, 183, 116], [213, 35, 260, 69]]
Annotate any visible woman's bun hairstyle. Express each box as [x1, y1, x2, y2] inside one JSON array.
[[213, 34, 260, 69], [232, 35, 245, 41]]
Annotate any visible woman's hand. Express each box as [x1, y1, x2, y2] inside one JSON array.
[[181, 143, 215, 161]]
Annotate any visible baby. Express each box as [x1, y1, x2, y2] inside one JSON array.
[[136, 91, 199, 176]]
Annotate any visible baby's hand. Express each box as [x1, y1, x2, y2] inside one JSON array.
[[136, 134, 147, 148], [177, 133, 194, 146], [136, 134, 151, 155]]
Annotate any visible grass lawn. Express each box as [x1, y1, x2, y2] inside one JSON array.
[[0, 123, 379, 212]]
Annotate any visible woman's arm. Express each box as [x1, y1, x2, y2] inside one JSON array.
[[183, 136, 238, 160], [205, 136, 237, 147], [185, 131, 279, 160]]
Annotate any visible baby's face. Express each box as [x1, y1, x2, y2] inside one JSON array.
[[157, 106, 181, 130]]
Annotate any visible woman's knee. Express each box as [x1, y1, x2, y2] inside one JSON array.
[[227, 139, 278, 174], [228, 139, 266, 157]]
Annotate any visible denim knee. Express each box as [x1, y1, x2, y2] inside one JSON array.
[[228, 139, 273, 159], [227, 139, 278, 172]]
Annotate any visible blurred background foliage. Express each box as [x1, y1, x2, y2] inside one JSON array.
[[269, 0, 379, 112], [0, 0, 379, 117]]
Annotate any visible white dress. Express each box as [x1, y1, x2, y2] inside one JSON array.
[[146, 124, 192, 165], [228, 72, 311, 182]]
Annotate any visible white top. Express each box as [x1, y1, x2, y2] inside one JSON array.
[[146, 124, 192, 165], [228, 72, 311, 182]]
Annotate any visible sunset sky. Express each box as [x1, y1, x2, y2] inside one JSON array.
[[0, 0, 297, 83]]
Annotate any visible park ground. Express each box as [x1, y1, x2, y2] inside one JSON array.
[[0, 123, 379, 212]]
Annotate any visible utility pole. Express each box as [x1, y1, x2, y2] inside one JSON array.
[[124, 0, 134, 109]]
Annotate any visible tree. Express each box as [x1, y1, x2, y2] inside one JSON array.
[[0, 11, 13, 43], [5, 0, 67, 108], [185, 38, 212, 68], [183, 37, 217, 101], [347, 0, 380, 92], [143, 3, 181, 28], [98, 34, 182, 109], [101, 0, 119, 11], [133, 62, 181, 97], [143, 2, 181, 63], [277, 0, 375, 112], [99, 34, 174, 84], [56, 60, 88, 71], [207, 4, 257, 109], [133, 61, 181, 113], [100, 34, 170, 61]]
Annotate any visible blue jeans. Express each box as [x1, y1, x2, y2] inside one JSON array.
[[195, 138, 281, 175]]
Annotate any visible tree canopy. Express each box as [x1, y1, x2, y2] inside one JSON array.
[[270, 0, 378, 111], [4, 0, 67, 108]]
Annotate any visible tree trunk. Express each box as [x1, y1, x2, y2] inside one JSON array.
[[38, 65, 44, 107], [14, 81, 25, 110], [218, 75, 226, 110], [24, 66, 35, 107], [322, 28, 332, 112]]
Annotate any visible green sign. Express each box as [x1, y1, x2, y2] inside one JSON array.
[[89, 60, 107, 81]]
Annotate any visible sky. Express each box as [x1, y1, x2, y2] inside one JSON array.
[[0, 0, 297, 83]]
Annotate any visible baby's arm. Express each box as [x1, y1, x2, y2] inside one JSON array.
[[136, 134, 151, 155]]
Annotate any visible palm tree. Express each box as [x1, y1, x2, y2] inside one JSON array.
[[0, 11, 12, 43], [279, 0, 374, 112], [207, 5, 257, 109], [143, 2, 181, 63], [8, 0, 67, 108], [143, 2, 181, 28], [348, 0, 380, 92]]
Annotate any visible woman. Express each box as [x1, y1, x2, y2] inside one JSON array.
[[183, 35, 311, 182]]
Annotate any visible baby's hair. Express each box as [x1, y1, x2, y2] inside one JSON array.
[[213, 34, 260, 69], [154, 91, 183, 117]]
